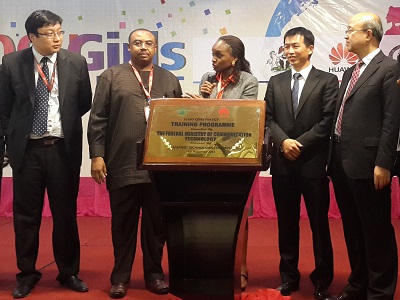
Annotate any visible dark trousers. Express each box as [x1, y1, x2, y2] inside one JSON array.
[[330, 143, 398, 300], [272, 173, 333, 288], [0, 137, 4, 196], [109, 183, 166, 284], [13, 140, 81, 284]]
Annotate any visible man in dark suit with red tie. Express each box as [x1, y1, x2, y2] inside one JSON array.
[[0, 10, 92, 298], [265, 27, 338, 299], [327, 12, 400, 300]]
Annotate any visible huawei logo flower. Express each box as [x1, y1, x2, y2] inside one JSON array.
[[329, 43, 358, 65], [218, 107, 230, 118]]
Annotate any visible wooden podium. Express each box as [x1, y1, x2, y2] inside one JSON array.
[[139, 99, 267, 300]]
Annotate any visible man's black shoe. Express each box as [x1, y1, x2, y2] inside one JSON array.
[[314, 285, 329, 300], [57, 275, 89, 292], [276, 282, 299, 296], [12, 283, 35, 298], [325, 293, 353, 300], [145, 279, 169, 295], [109, 283, 128, 298]]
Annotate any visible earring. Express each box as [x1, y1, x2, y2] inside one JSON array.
[[232, 61, 235, 66]]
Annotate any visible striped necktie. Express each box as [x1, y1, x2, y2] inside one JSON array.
[[335, 60, 364, 135]]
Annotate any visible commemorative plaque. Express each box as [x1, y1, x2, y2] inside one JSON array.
[[142, 98, 265, 167]]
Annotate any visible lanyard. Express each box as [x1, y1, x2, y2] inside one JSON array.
[[129, 60, 153, 102], [216, 73, 234, 99], [35, 57, 57, 93]]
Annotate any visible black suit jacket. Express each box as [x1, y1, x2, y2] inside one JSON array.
[[0, 47, 92, 171], [328, 51, 400, 179], [266, 67, 338, 178]]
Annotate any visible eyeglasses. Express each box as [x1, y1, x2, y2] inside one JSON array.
[[345, 29, 368, 35], [37, 31, 65, 39], [131, 41, 156, 48]]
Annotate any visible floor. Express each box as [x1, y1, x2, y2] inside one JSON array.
[[1, 217, 400, 300]]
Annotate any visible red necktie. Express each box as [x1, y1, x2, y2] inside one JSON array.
[[335, 60, 364, 135]]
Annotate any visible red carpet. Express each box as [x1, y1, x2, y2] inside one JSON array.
[[1, 217, 400, 300]]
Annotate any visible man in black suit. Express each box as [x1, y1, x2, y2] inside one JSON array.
[[327, 13, 400, 300], [0, 10, 92, 298], [265, 27, 338, 300]]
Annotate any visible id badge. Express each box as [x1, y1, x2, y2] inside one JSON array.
[[144, 106, 150, 122]]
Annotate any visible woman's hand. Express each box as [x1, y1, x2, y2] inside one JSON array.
[[200, 81, 217, 98]]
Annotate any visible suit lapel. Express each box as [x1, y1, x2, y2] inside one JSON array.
[[56, 49, 69, 109], [295, 66, 319, 118], [278, 71, 293, 115], [22, 49, 36, 107], [343, 51, 383, 102], [334, 66, 353, 118], [338, 68, 352, 100]]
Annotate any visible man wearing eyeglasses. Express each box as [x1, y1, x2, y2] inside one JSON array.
[[0, 10, 92, 298], [327, 12, 400, 300], [87, 29, 182, 299]]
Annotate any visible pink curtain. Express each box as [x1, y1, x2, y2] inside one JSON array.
[[1, 175, 399, 218], [249, 173, 400, 219], [0, 177, 111, 217]]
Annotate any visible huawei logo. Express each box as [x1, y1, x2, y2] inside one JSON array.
[[218, 107, 230, 118], [329, 43, 358, 65]]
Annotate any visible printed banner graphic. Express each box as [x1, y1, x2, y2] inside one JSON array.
[[0, 0, 399, 175]]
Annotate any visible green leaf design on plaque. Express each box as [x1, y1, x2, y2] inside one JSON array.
[[177, 109, 188, 116]]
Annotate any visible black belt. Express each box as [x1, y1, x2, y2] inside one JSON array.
[[28, 137, 64, 147], [332, 134, 341, 143]]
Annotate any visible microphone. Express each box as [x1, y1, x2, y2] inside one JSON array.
[[202, 74, 217, 98]]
